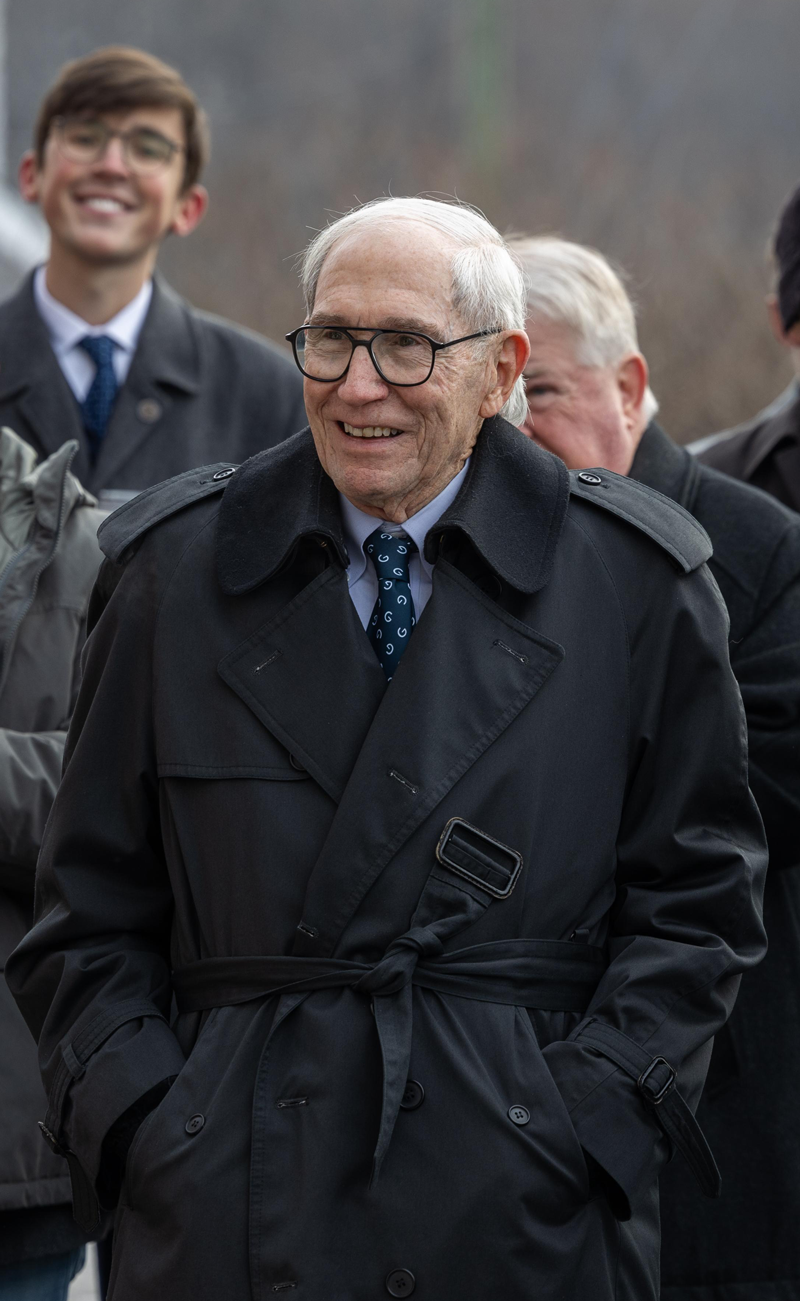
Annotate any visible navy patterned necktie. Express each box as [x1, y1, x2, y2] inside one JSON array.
[[365, 527, 417, 681], [79, 335, 119, 463]]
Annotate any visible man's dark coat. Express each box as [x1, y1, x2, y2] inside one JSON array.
[[0, 272, 306, 495], [6, 420, 766, 1301], [696, 382, 800, 512], [632, 423, 800, 1298]]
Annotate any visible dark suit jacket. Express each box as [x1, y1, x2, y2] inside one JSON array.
[[631, 422, 800, 1296], [694, 381, 800, 512], [0, 272, 306, 495]]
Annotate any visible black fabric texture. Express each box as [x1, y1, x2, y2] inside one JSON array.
[[697, 388, 800, 513], [631, 422, 800, 1296]]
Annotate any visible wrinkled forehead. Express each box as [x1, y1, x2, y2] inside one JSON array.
[[311, 220, 460, 332]]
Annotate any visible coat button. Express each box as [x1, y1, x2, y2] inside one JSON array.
[[399, 1080, 425, 1111], [577, 471, 602, 485], [508, 1105, 530, 1126], [289, 754, 306, 772], [185, 1113, 205, 1135], [386, 1269, 415, 1296], [136, 398, 162, 423], [212, 467, 236, 481]]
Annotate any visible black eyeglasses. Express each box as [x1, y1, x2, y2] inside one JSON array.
[[285, 325, 501, 387], [53, 116, 185, 174]]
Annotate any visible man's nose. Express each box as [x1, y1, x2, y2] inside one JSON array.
[[93, 136, 130, 176], [336, 345, 390, 403]]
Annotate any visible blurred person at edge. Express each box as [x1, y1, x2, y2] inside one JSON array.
[[4, 198, 766, 1301], [511, 234, 800, 1300], [692, 180, 800, 508], [5, 46, 305, 508], [0, 428, 104, 1299]]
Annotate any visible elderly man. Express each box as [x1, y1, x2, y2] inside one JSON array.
[[7, 200, 765, 1301], [512, 234, 800, 1299]]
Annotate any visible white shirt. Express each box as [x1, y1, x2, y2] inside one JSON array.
[[33, 265, 153, 402], [339, 459, 470, 628]]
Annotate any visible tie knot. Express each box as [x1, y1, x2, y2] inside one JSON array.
[[365, 529, 416, 584], [79, 334, 116, 367]]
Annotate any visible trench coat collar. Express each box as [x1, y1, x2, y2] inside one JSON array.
[[629, 421, 700, 511], [739, 393, 800, 481], [215, 415, 570, 597]]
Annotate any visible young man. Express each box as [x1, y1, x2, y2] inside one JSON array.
[[3, 46, 305, 501], [511, 234, 800, 1299]]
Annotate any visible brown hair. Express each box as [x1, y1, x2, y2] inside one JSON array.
[[34, 46, 209, 190]]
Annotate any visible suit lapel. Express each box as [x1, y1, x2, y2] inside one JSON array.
[[295, 559, 564, 957], [0, 275, 87, 473], [91, 278, 201, 491]]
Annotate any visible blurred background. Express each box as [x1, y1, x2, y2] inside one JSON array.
[[2, 0, 799, 442]]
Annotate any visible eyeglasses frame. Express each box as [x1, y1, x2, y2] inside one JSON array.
[[52, 115, 186, 174], [285, 325, 502, 387]]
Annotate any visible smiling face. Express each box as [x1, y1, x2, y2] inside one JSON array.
[[519, 316, 648, 475], [304, 221, 527, 522], [19, 106, 205, 272]]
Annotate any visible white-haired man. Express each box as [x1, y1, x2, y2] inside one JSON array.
[[512, 234, 800, 1300], [7, 200, 765, 1301]]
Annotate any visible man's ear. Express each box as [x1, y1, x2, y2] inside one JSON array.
[[767, 292, 800, 348], [169, 184, 209, 238], [767, 294, 788, 344], [479, 330, 530, 419], [617, 353, 648, 430], [19, 151, 40, 204]]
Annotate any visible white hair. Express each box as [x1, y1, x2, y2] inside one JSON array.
[[300, 197, 529, 427], [509, 236, 659, 423]]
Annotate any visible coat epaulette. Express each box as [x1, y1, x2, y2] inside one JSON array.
[[569, 468, 712, 573], [97, 463, 238, 563]]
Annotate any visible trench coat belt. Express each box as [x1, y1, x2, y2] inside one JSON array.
[[173, 936, 606, 1183]]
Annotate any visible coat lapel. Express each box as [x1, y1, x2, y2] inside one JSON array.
[[216, 430, 386, 801], [213, 421, 570, 959], [293, 559, 564, 956], [0, 275, 86, 473], [91, 277, 201, 491], [218, 565, 386, 802]]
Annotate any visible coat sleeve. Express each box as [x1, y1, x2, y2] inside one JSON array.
[[730, 527, 800, 871], [4, 548, 186, 1193], [543, 559, 767, 1218]]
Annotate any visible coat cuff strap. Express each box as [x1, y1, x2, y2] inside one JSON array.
[[571, 1019, 721, 1197]]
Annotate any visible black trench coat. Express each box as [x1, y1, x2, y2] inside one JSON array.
[[632, 423, 800, 1297], [7, 419, 767, 1301]]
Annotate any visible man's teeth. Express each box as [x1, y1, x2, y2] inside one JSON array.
[[83, 197, 126, 212], [342, 423, 402, 438]]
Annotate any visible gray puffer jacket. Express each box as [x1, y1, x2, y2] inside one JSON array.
[[0, 427, 103, 1254]]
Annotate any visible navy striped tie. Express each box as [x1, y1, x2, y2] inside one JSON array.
[[365, 528, 417, 681]]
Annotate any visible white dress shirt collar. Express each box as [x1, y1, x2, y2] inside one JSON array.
[[33, 264, 153, 360], [339, 458, 470, 585]]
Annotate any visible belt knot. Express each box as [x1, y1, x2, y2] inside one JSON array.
[[354, 927, 445, 998]]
